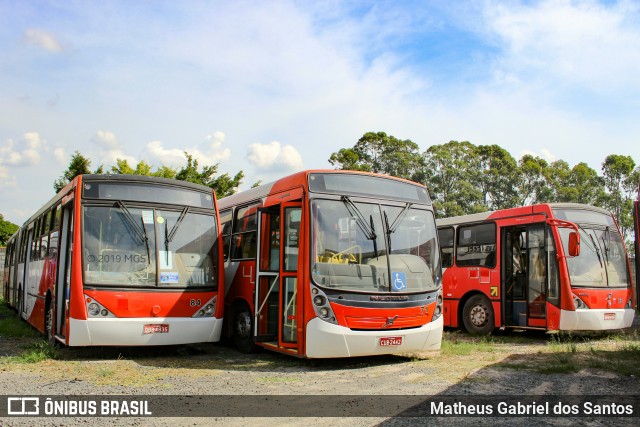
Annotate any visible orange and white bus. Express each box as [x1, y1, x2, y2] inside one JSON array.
[[436, 203, 636, 334], [218, 170, 443, 358], [3, 174, 224, 346]]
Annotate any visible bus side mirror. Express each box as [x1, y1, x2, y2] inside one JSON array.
[[568, 231, 580, 257]]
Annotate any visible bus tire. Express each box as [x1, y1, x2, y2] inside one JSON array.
[[233, 303, 256, 354], [45, 303, 60, 348], [462, 294, 494, 335]]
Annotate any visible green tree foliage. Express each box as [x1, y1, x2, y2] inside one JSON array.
[[0, 213, 19, 245], [175, 152, 244, 198], [53, 151, 244, 198], [329, 131, 423, 181], [53, 151, 95, 193], [476, 144, 519, 210], [423, 141, 484, 218], [602, 154, 636, 239]]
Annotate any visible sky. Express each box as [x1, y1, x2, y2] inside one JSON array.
[[1, 0, 639, 225]]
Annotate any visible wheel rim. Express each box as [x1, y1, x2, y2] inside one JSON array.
[[235, 311, 251, 339], [469, 304, 487, 327]]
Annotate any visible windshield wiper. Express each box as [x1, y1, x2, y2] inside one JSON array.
[[164, 207, 189, 264], [577, 224, 602, 268], [341, 196, 378, 258], [115, 200, 151, 264], [384, 202, 414, 253]]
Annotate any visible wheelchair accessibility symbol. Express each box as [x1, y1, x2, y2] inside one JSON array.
[[392, 272, 407, 292]]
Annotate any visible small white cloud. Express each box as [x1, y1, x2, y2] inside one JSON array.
[[0, 133, 47, 166], [23, 28, 65, 53], [0, 166, 16, 187], [247, 141, 303, 172], [518, 148, 557, 163], [92, 130, 137, 166], [54, 147, 66, 164], [146, 132, 231, 168]]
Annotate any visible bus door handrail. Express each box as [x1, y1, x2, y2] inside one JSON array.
[[257, 273, 280, 318]]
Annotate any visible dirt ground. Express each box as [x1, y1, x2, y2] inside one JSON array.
[[1, 321, 639, 427]]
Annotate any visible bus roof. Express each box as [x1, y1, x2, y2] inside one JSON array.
[[436, 203, 613, 227], [217, 169, 427, 211]]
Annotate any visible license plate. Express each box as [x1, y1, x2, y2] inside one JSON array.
[[604, 313, 616, 321], [143, 324, 169, 334], [379, 336, 402, 346]]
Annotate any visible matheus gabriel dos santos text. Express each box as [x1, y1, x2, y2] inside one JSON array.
[[431, 401, 634, 416]]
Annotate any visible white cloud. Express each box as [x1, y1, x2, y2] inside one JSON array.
[[92, 130, 137, 166], [484, 0, 640, 91], [146, 132, 231, 168], [0, 132, 46, 166], [22, 28, 65, 53], [246, 141, 304, 172], [53, 147, 66, 164]]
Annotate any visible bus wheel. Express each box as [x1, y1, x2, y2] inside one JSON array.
[[462, 295, 494, 335], [233, 304, 256, 353], [45, 304, 60, 348]]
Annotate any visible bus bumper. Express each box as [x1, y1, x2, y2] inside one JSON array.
[[558, 308, 635, 331], [67, 316, 223, 346], [305, 316, 443, 358]]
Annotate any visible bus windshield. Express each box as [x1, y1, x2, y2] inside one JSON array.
[[311, 199, 440, 293], [555, 212, 629, 289], [83, 205, 218, 288]]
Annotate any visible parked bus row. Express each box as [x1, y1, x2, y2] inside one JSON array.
[[2, 171, 636, 358]]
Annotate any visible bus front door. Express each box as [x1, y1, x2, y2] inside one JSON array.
[[503, 224, 547, 328], [255, 203, 301, 352]]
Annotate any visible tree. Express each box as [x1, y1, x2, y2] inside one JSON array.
[[602, 155, 636, 239], [422, 141, 484, 217], [0, 213, 19, 245], [476, 145, 519, 210], [175, 152, 244, 198], [516, 155, 549, 206], [329, 131, 423, 181], [110, 159, 177, 179], [54, 151, 94, 193]]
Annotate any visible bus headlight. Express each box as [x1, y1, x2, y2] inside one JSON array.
[[310, 285, 337, 324], [88, 303, 100, 316], [84, 296, 115, 317], [204, 304, 215, 316], [573, 295, 589, 310], [193, 296, 217, 318], [433, 288, 443, 320]]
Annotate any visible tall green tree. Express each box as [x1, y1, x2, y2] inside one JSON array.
[[53, 151, 96, 193], [516, 155, 549, 206], [602, 154, 636, 239], [422, 141, 484, 218], [329, 131, 423, 181], [476, 144, 519, 210], [176, 152, 244, 198], [110, 159, 177, 179], [0, 213, 19, 245]]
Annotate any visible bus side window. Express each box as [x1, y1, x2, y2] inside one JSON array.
[[231, 203, 259, 260], [220, 209, 232, 262], [438, 227, 454, 268], [456, 223, 496, 268]]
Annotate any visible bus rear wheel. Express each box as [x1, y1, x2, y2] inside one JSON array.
[[233, 304, 256, 354], [462, 294, 494, 335], [45, 304, 60, 347]]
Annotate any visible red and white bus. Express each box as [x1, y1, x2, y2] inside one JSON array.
[[436, 203, 636, 334], [218, 170, 443, 358], [3, 174, 224, 346]]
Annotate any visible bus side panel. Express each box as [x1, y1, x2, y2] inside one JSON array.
[[69, 191, 86, 321], [222, 259, 256, 336]]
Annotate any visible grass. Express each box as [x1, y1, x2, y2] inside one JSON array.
[[0, 297, 39, 339]]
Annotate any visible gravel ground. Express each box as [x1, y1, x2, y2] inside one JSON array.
[[1, 321, 639, 427]]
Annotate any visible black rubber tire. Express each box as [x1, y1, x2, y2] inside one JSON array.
[[233, 304, 256, 353], [462, 294, 495, 335], [45, 303, 60, 347]]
